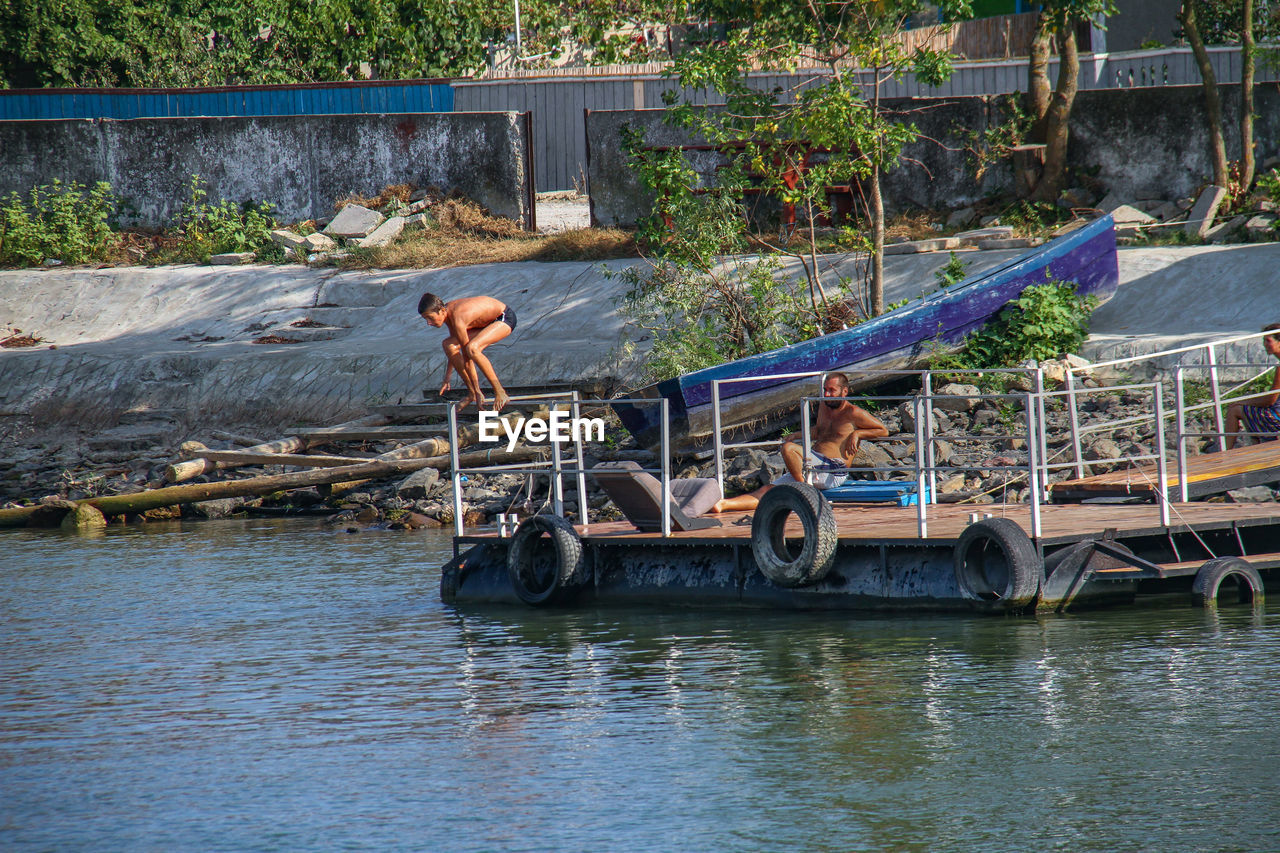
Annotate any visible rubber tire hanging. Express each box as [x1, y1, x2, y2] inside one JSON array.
[[1191, 557, 1264, 607], [953, 517, 1040, 609], [750, 482, 838, 587], [506, 514, 587, 606]]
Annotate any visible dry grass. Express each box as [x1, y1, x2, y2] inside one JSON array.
[[351, 227, 637, 269], [335, 183, 417, 212], [885, 210, 947, 241], [342, 198, 636, 269]]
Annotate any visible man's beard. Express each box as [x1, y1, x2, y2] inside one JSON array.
[[824, 399, 842, 410]]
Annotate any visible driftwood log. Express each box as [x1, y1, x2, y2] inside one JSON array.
[[1, 446, 546, 528], [164, 414, 391, 483]]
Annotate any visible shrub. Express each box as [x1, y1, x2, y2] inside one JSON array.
[[934, 272, 1099, 374], [0, 179, 119, 266]]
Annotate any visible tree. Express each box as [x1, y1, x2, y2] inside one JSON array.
[[641, 0, 965, 319], [1178, 0, 1276, 193], [1024, 0, 1116, 203], [1179, 0, 1230, 190]]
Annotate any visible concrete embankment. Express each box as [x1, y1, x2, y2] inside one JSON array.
[[2, 242, 1277, 439], [5, 242, 1274, 427]]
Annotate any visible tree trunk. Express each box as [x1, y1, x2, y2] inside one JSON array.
[[165, 414, 390, 483], [1027, 11, 1053, 141], [1181, 0, 1230, 190], [870, 160, 884, 317], [870, 73, 885, 317], [1241, 0, 1256, 189], [1030, 23, 1078, 204]]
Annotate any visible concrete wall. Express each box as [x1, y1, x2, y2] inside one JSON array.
[[0, 112, 532, 228], [588, 85, 1280, 227]]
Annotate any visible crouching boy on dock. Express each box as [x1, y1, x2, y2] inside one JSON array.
[[418, 292, 516, 412], [712, 372, 888, 513], [1225, 323, 1280, 449]]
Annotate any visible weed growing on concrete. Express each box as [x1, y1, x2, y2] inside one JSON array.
[[168, 175, 277, 263], [0, 179, 119, 266]]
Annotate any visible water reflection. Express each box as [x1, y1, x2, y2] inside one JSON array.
[[2, 520, 1277, 852]]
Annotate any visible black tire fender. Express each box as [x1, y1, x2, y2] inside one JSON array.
[[506, 514, 587, 606], [750, 482, 838, 587], [953, 517, 1040, 608], [1192, 557, 1264, 607]]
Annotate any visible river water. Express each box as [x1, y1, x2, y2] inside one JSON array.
[[3, 518, 1277, 852]]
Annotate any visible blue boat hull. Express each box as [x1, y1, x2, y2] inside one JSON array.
[[617, 216, 1119, 448]]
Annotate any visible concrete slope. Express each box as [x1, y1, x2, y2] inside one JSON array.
[[2, 243, 1276, 428]]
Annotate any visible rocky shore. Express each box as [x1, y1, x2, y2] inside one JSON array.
[[5, 352, 1275, 533]]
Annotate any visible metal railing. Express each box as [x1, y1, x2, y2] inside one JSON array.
[[1172, 362, 1280, 502], [446, 335, 1274, 539], [1064, 329, 1278, 476], [711, 368, 1057, 538], [447, 394, 679, 537]]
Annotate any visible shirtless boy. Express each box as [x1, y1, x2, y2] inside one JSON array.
[[418, 292, 516, 412], [712, 372, 889, 513]]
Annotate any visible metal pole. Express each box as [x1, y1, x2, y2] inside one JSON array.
[[1033, 367, 1049, 497], [551, 407, 564, 519], [1025, 391, 1041, 538], [800, 397, 812, 485], [1173, 368, 1189, 503], [660, 398, 671, 538], [712, 380, 725, 496], [913, 395, 928, 539], [1066, 369, 1085, 478], [1154, 382, 1171, 527], [572, 392, 588, 530], [449, 402, 464, 536], [1207, 344, 1226, 452], [513, 0, 522, 55], [923, 371, 937, 505]]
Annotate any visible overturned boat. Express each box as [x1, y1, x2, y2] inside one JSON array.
[[616, 215, 1119, 449]]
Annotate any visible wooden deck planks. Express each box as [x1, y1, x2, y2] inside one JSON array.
[[1049, 441, 1280, 495], [564, 501, 1280, 543]]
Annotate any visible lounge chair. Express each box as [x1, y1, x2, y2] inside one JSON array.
[[591, 461, 723, 532]]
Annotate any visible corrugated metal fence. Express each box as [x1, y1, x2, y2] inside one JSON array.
[[0, 79, 453, 120], [459, 45, 1272, 191]]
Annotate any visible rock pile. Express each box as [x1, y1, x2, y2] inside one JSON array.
[[5, 357, 1276, 532]]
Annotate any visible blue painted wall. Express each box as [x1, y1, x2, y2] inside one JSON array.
[[0, 81, 454, 121]]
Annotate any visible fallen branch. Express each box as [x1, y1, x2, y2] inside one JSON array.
[[165, 414, 391, 483], [1, 446, 547, 528]]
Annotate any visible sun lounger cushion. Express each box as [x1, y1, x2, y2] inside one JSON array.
[[591, 461, 723, 532]]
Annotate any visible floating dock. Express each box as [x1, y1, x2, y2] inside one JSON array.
[[440, 337, 1280, 616], [442, 499, 1278, 613]]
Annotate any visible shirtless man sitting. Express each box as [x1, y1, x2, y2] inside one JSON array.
[[418, 292, 516, 412], [712, 372, 888, 513]]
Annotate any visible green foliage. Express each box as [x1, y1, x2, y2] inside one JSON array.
[[998, 200, 1069, 234], [0, 179, 118, 266], [1259, 169, 1280, 230], [941, 272, 1099, 370], [1174, 0, 1280, 44], [0, 0, 690, 88], [934, 251, 969, 288], [615, 242, 835, 382], [171, 175, 277, 263]]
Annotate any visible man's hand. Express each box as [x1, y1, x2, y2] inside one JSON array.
[[439, 378, 451, 395]]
